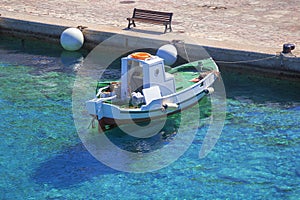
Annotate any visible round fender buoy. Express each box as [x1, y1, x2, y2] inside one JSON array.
[[60, 28, 84, 51], [204, 87, 214, 94], [156, 44, 177, 66]]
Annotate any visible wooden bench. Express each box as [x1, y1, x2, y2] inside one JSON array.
[[127, 8, 173, 33]]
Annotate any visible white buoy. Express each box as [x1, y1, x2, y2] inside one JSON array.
[[60, 28, 84, 51], [156, 44, 177, 66]]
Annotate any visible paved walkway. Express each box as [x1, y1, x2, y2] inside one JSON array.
[[1, 0, 299, 55]]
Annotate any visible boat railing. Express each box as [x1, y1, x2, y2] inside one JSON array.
[[100, 95, 117, 101], [96, 85, 110, 98]]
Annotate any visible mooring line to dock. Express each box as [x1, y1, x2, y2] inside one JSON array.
[[215, 54, 278, 64]]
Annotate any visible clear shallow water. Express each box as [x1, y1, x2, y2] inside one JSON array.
[[1, 36, 300, 199]]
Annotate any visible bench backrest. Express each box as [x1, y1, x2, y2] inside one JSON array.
[[133, 8, 173, 22]]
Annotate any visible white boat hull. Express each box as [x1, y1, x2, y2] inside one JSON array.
[[95, 72, 217, 128], [85, 56, 220, 130]]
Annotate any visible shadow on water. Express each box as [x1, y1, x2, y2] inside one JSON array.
[[32, 143, 119, 189], [0, 35, 89, 75], [104, 115, 181, 153], [0, 35, 87, 57], [220, 66, 300, 104], [32, 110, 187, 188], [32, 124, 177, 188]]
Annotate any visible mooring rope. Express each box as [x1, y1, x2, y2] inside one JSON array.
[[88, 115, 97, 129], [182, 42, 191, 63], [215, 54, 278, 64], [171, 40, 283, 64], [171, 40, 191, 63]]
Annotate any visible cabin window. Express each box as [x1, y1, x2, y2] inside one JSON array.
[[127, 60, 143, 93], [154, 68, 160, 77]]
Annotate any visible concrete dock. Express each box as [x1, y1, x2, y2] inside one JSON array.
[[1, 0, 299, 55], [0, 0, 299, 75]]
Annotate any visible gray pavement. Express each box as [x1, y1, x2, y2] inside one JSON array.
[[0, 0, 299, 55]]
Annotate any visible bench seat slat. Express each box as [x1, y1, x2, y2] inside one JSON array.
[[134, 9, 172, 16], [133, 15, 171, 21], [134, 12, 171, 17], [128, 18, 170, 25], [128, 17, 170, 22]]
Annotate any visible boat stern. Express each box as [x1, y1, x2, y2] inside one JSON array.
[[86, 98, 102, 116]]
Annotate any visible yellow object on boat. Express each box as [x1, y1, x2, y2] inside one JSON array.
[[130, 52, 151, 60]]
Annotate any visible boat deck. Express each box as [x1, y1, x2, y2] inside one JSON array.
[[173, 71, 197, 92]]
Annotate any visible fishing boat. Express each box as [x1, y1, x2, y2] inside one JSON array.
[[86, 52, 219, 130]]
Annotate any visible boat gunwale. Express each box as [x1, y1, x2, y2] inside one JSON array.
[[98, 90, 208, 127], [100, 71, 215, 112], [91, 57, 218, 125]]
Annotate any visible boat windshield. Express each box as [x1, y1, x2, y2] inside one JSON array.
[[127, 60, 144, 93]]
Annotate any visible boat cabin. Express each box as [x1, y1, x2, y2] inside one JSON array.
[[120, 53, 176, 104]]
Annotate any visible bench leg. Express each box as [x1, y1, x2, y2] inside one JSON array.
[[127, 20, 136, 29], [164, 24, 172, 33], [164, 24, 168, 33], [127, 20, 132, 29]]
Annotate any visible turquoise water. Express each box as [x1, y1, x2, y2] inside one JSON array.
[[1, 36, 300, 199]]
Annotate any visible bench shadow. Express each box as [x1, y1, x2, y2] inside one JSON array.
[[32, 143, 118, 189], [123, 28, 165, 36]]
